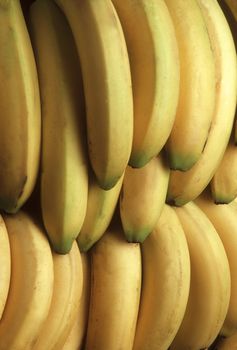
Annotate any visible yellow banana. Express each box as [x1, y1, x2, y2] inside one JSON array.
[[77, 171, 123, 252], [33, 241, 83, 350], [0, 0, 41, 213], [167, 0, 237, 206], [210, 130, 237, 203], [111, 0, 180, 168], [54, 0, 133, 190], [170, 202, 231, 350], [133, 204, 190, 350], [164, 0, 216, 171], [0, 216, 11, 320], [0, 211, 54, 350], [28, 0, 88, 254], [62, 252, 90, 350], [195, 192, 237, 336], [120, 154, 170, 243], [84, 227, 141, 350]]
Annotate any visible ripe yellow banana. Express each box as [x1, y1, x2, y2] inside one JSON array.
[[210, 130, 237, 203], [0, 211, 54, 350], [77, 171, 123, 252], [195, 192, 237, 336], [167, 0, 237, 206], [0, 216, 10, 320], [133, 204, 190, 350], [120, 154, 170, 243], [62, 252, 90, 350], [0, 0, 41, 213], [170, 201, 231, 350], [54, 0, 133, 190], [164, 0, 216, 171], [111, 0, 180, 168], [223, 0, 237, 22], [28, 0, 88, 254], [84, 227, 141, 350], [33, 241, 83, 350]]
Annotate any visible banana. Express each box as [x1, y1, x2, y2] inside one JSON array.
[[0, 215, 11, 320], [223, 0, 237, 22], [84, 226, 141, 350], [54, 0, 133, 190], [169, 201, 231, 350], [133, 204, 190, 350], [28, 0, 88, 254], [0, 0, 41, 213], [210, 129, 237, 203], [0, 211, 54, 350], [33, 240, 83, 350], [62, 252, 90, 350], [77, 170, 123, 252], [195, 192, 237, 336], [167, 0, 237, 206], [111, 0, 179, 168], [120, 154, 170, 243], [164, 0, 216, 171]]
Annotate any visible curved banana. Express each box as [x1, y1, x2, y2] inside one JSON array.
[[133, 204, 190, 350], [0, 211, 54, 350], [84, 227, 141, 350], [0, 216, 11, 320], [195, 192, 237, 336], [62, 252, 90, 350], [0, 0, 41, 213], [170, 201, 231, 350], [33, 240, 83, 350], [54, 0, 133, 190], [120, 154, 170, 243], [77, 171, 123, 252], [111, 0, 180, 168], [28, 0, 88, 254], [164, 0, 216, 171], [210, 130, 237, 203], [167, 0, 237, 206]]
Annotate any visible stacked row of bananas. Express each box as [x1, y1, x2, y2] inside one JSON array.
[[2, 192, 237, 349], [0, 0, 236, 253], [0, 0, 237, 349]]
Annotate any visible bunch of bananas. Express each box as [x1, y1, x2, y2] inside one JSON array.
[[0, 0, 237, 349]]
